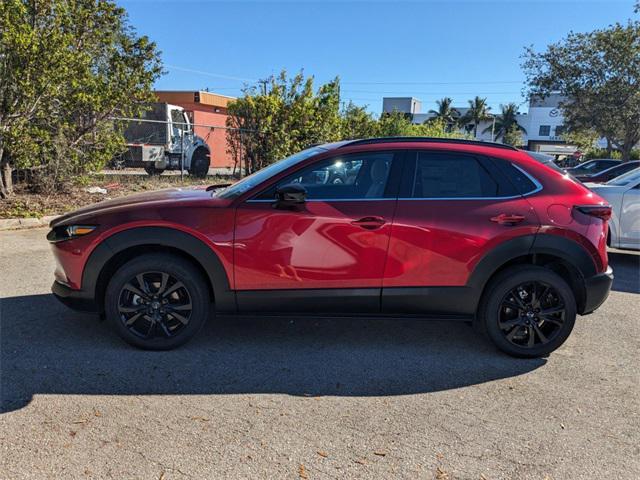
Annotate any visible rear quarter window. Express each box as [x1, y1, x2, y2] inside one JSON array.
[[489, 157, 539, 195]]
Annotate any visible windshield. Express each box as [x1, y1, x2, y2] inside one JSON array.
[[214, 146, 328, 199], [605, 167, 640, 186]]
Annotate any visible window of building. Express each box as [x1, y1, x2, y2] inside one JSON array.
[[539, 125, 551, 136], [554, 125, 565, 137], [410, 152, 499, 198]]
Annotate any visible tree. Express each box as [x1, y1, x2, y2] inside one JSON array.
[[458, 96, 492, 137], [483, 103, 526, 141], [502, 124, 524, 147], [226, 71, 342, 174], [341, 102, 378, 139], [523, 21, 640, 161], [226, 72, 472, 173], [561, 128, 600, 153], [377, 110, 415, 137], [428, 97, 459, 129], [0, 0, 162, 197]]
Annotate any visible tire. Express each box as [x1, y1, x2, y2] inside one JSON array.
[[190, 148, 210, 178], [478, 265, 577, 358], [104, 253, 210, 350], [144, 165, 165, 176]]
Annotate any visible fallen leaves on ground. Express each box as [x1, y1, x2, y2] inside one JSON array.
[[298, 464, 308, 479], [190, 416, 210, 422], [436, 466, 450, 480]]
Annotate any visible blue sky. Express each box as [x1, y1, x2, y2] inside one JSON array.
[[119, 0, 637, 115]]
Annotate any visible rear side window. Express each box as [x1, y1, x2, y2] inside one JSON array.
[[411, 152, 500, 198], [490, 157, 539, 195]]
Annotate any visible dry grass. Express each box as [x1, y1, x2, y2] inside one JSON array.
[[0, 170, 232, 219]]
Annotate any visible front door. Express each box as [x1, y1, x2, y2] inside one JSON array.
[[234, 151, 403, 313]]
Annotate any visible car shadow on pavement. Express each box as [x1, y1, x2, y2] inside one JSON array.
[[608, 251, 640, 294], [1, 293, 547, 413]]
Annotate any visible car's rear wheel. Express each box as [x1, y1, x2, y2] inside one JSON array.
[[479, 265, 577, 358], [105, 253, 210, 350]]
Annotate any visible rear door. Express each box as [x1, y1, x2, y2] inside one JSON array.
[[234, 150, 404, 313], [381, 150, 540, 315]]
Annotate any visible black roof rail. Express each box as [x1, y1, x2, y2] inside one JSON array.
[[339, 137, 519, 151]]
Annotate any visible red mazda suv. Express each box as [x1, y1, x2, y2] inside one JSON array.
[[48, 138, 613, 357]]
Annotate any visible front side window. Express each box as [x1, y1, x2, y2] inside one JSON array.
[[255, 152, 395, 200], [410, 152, 500, 198], [215, 146, 328, 199]]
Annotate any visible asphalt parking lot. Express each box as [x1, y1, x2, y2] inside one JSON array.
[[1, 228, 639, 479]]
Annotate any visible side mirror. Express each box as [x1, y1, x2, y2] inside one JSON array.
[[274, 184, 307, 209]]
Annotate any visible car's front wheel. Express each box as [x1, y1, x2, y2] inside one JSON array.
[[105, 253, 210, 350], [479, 265, 577, 358]]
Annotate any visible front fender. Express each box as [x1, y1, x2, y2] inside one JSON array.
[[83, 226, 235, 313]]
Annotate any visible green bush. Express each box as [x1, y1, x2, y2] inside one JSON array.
[[585, 149, 640, 160]]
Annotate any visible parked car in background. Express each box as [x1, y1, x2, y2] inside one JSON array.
[[566, 159, 620, 176], [575, 161, 640, 183], [48, 138, 613, 358], [587, 168, 640, 251]]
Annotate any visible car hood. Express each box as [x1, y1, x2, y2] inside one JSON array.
[[50, 187, 219, 227]]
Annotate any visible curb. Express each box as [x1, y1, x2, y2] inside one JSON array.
[[0, 215, 60, 231]]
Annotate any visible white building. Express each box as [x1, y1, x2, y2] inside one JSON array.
[[381, 93, 581, 156]]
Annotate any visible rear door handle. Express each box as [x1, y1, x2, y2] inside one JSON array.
[[351, 216, 386, 230], [490, 213, 525, 225]]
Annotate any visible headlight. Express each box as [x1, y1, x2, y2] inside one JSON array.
[[47, 225, 97, 243]]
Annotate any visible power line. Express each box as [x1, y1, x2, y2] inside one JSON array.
[[341, 89, 522, 95], [164, 65, 524, 89], [165, 64, 256, 83], [342, 80, 523, 85]]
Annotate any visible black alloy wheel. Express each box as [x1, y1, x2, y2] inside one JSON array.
[[480, 265, 577, 358], [117, 271, 192, 340], [498, 281, 565, 348], [105, 253, 210, 350]]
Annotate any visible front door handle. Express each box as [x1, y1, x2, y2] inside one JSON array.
[[351, 216, 386, 230], [490, 213, 525, 225]]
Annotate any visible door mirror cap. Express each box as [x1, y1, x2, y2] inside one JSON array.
[[275, 184, 307, 208]]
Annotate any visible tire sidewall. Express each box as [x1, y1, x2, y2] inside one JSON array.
[[105, 254, 210, 350], [481, 266, 577, 358]]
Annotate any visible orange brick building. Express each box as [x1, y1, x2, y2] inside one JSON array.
[[154, 90, 237, 171]]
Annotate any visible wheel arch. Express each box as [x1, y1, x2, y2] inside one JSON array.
[[84, 227, 234, 313], [468, 234, 596, 315]]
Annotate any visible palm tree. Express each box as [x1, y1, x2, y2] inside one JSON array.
[[459, 96, 492, 138], [483, 103, 526, 141], [428, 97, 460, 128]]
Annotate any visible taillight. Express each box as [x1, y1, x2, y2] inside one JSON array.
[[574, 205, 612, 221]]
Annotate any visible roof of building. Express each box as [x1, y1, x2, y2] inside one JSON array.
[[154, 90, 236, 108]]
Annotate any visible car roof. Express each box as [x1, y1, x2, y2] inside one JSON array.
[[335, 137, 518, 151]]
